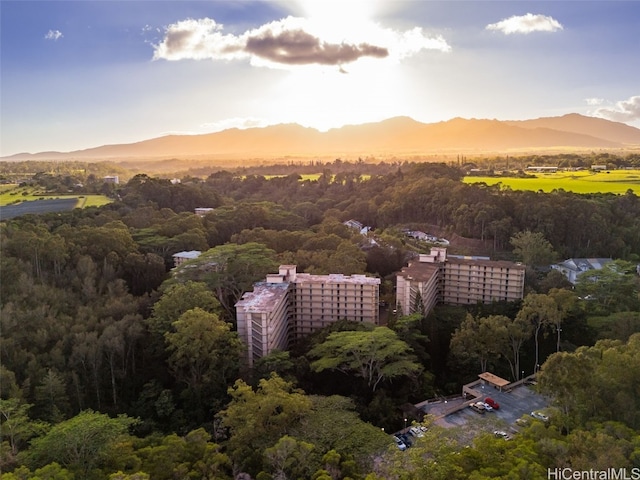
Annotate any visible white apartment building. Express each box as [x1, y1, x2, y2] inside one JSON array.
[[236, 265, 380, 366]]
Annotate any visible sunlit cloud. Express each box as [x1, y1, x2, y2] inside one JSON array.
[[486, 13, 563, 35], [594, 95, 640, 123], [585, 97, 604, 106], [152, 16, 450, 68], [199, 117, 269, 132], [245, 27, 387, 66], [44, 29, 63, 41]]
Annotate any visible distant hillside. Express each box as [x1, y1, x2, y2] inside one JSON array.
[[505, 114, 640, 145], [4, 114, 639, 161]]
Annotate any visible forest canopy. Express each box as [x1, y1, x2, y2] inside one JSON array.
[[1, 157, 639, 478]]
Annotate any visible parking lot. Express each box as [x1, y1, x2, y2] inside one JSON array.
[[424, 383, 550, 431]]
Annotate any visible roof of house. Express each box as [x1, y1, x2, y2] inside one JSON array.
[[172, 250, 202, 259], [553, 258, 612, 273]]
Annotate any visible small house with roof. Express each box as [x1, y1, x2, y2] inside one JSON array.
[[551, 257, 613, 285]]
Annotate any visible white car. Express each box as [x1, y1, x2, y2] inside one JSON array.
[[409, 426, 425, 438], [493, 430, 511, 440], [482, 402, 493, 412], [531, 411, 549, 422], [393, 435, 407, 451]]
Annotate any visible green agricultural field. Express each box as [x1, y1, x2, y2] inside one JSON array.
[[464, 169, 640, 194], [0, 185, 112, 208], [259, 173, 371, 181]]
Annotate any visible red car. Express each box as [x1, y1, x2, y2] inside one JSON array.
[[485, 397, 500, 410]]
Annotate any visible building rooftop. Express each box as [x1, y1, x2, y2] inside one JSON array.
[[294, 272, 381, 285], [235, 282, 290, 311], [447, 256, 525, 269], [397, 261, 440, 282], [554, 257, 612, 272], [172, 250, 202, 259]]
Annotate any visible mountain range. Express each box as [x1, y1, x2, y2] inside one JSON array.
[[5, 114, 640, 161]]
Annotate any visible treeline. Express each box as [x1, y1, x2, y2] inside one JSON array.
[[461, 151, 640, 171], [1, 162, 640, 478]]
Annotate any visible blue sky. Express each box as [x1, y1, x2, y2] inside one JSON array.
[[1, 0, 639, 156]]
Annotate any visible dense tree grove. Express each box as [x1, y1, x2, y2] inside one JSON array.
[[1, 158, 640, 477]]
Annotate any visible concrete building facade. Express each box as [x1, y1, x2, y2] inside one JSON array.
[[236, 265, 380, 366], [396, 247, 525, 316], [172, 250, 202, 267]]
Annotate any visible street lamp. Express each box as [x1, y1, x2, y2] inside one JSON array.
[[404, 418, 407, 430]]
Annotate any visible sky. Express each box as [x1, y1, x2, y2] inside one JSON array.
[[1, 0, 639, 156]]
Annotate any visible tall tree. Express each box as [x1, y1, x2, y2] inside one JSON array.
[[575, 260, 640, 314], [169, 242, 278, 317], [516, 293, 561, 373], [148, 281, 221, 338], [26, 410, 135, 478], [308, 327, 422, 392], [164, 308, 242, 416], [547, 288, 578, 351], [449, 314, 507, 373], [219, 374, 312, 474], [262, 435, 315, 480], [0, 399, 47, 460], [505, 315, 532, 380], [510, 230, 556, 267]]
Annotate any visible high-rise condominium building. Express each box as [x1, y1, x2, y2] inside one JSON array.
[[236, 265, 380, 366], [396, 247, 525, 316]]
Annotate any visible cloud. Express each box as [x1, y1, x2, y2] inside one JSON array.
[[152, 16, 449, 68], [585, 97, 604, 106], [152, 18, 245, 61], [486, 13, 563, 35], [199, 117, 268, 132], [594, 96, 640, 123], [44, 29, 63, 41], [245, 28, 387, 66]]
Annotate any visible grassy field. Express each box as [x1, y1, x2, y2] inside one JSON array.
[[0, 185, 112, 208], [464, 169, 640, 194]]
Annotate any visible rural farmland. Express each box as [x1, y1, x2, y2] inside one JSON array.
[[0, 185, 112, 220], [464, 169, 640, 194]]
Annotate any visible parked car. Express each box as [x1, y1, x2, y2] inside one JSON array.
[[409, 426, 425, 438], [485, 397, 500, 410], [470, 402, 485, 414], [393, 435, 407, 451], [399, 433, 413, 447], [493, 430, 511, 440], [482, 402, 493, 412], [531, 411, 549, 422]]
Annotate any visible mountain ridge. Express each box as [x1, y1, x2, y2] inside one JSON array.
[[4, 114, 640, 161]]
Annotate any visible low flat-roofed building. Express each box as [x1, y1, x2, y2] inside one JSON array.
[[236, 265, 380, 366], [478, 372, 510, 391], [103, 175, 119, 184], [172, 250, 202, 267], [194, 207, 215, 217]]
